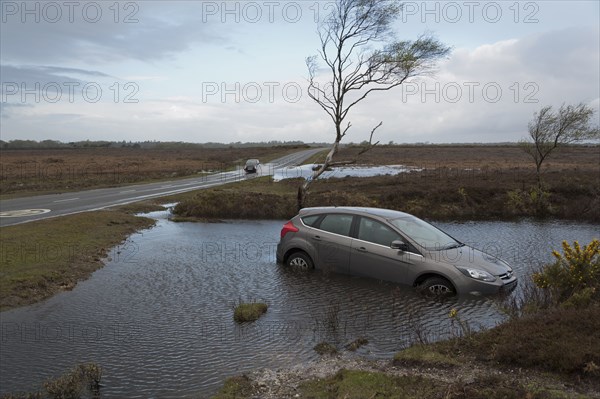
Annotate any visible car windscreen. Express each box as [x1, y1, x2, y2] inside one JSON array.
[[389, 216, 461, 250]]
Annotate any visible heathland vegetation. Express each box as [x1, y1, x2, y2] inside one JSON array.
[[0, 143, 308, 197], [172, 144, 599, 222]]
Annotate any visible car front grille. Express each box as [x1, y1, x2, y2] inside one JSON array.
[[498, 270, 513, 280]]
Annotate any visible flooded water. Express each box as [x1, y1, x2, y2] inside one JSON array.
[[1, 209, 598, 398], [272, 164, 420, 181]]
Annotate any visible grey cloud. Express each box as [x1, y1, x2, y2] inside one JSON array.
[[446, 26, 599, 83], [0, 101, 33, 118], [0, 64, 116, 98], [516, 27, 599, 80], [1, 65, 112, 82], [0, 1, 228, 65]]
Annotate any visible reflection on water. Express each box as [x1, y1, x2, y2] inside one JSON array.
[[0, 209, 598, 397]]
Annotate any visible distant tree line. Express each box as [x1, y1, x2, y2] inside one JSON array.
[[0, 139, 310, 150]]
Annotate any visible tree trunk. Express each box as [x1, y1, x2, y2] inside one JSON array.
[[296, 140, 340, 211]]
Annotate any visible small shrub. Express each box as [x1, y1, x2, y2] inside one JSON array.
[[532, 239, 600, 306], [449, 308, 473, 338], [505, 187, 552, 216], [314, 341, 338, 355], [346, 337, 368, 352], [495, 275, 554, 318]]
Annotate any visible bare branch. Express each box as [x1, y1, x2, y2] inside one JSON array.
[[358, 122, 383, 155]]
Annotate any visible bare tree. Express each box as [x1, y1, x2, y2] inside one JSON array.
[[298, 0, 450, 210], [522, 103, 599, 189]]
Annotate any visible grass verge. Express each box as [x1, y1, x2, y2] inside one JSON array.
[[297, 369, 587, 399], [0, 209, 155, 311], [299, 370, 439, 399]]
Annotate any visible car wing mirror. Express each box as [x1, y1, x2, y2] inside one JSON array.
[[391, 240, 409, 252]]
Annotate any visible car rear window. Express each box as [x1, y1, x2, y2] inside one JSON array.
[[301, 215, 320, 227], [318, 214, 353, 236]]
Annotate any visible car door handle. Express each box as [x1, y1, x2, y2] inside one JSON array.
[[356, 247, 367, 252], [312, 235, 322, 241]]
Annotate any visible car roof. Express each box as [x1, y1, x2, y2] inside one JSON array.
[[298, 206, 413, 221]]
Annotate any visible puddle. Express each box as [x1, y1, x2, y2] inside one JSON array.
[[273, 164, 421, 181]]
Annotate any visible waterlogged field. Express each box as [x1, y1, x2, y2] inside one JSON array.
[[1, 208, 598, 398]]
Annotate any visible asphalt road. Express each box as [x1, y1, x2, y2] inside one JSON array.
[[0, 148, 323, 227]]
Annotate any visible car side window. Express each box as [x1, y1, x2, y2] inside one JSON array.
[[357, 217, 402, 247], [318, 214, 354, 237], [301, 215, 320, 227]]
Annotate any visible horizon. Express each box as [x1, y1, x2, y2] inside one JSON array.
[[1, 138, 599, 148]]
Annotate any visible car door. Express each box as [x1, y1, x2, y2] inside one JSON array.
[[349, 217, 418, 284], [311, 213, 354, 274]]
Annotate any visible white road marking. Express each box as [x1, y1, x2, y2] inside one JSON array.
[[53, 198, 80, 203], [0, 209, 51, 218]]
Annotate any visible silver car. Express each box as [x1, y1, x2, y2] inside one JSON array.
[[244, 159, 260, 174], [276, 207, 517, 296]]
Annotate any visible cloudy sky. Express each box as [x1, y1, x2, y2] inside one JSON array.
[[1, 0, 599, 144]]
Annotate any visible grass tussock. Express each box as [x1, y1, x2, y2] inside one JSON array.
[[314, 342, 339, 356], [345, 337, 369, 352], [233, 301, 268, 323]]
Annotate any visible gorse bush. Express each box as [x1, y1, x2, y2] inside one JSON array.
[[532, 239, 600, 307]]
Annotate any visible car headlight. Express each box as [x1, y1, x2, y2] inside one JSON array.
[[456, 267, 496, 282]]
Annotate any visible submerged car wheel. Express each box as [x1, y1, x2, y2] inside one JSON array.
[[287, 252, 314, 270], [421, 277, 455, 296]]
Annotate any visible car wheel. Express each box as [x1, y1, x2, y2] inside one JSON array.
[[420, 277, 455, 296], [286, 252, 314, 270]]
